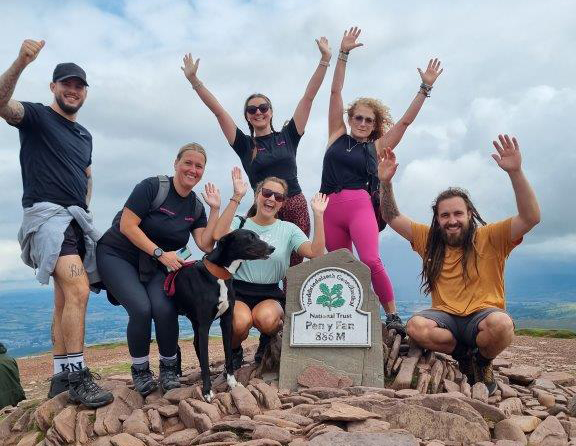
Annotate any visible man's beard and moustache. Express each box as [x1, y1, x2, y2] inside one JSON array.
[[441, 221, 473, 247], [55, 94, 84, 116]]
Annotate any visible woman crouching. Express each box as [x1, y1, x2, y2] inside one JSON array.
[[213, 168, 328, 368], [96, 143, 220, 395]]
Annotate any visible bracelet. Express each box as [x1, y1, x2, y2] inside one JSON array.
[[192, 80, 203, 90], [419, 82, 432, 98], [230, 197, 241, 205], [338, 51, 349, 62], [319, 60, 330, 67]]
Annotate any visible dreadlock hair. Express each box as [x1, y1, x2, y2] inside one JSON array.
[[243, 93, 276, 161], [420, 187, 487, 295], [346, 97, 394, 141], [246, 176, 288, 218]]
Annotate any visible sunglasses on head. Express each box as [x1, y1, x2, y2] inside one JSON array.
[[261, 187, 286, 202], [246, 104, 270, 114], [353, 114, 375, 125]]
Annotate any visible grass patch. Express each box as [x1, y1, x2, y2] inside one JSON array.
[[90, 341, 128, 350], [515, 328, 576, 339], [93, 362, 131, 375]]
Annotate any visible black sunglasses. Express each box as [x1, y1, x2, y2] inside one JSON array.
[[261, 187, 286, 202], [353, 114, 375, 125], [246, 104, 270, 115]]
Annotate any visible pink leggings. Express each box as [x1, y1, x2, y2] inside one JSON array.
[[324, 189, 395, 306]]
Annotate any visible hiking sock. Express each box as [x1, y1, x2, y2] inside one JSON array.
[[159, 353, 177, 363], [131, 356, 150, 368], [67, 352, 86, 372], [53, 354, 70, 374]]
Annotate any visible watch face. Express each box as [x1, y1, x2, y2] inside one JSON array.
[[154, 248, 163, 258]]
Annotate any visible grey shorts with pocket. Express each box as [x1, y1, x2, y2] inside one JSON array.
[[410, 307, 509, 347]]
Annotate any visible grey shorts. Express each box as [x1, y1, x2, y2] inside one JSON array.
[[410, 308, 509, 347]]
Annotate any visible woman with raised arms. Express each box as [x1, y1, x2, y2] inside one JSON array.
[[320, 27, 443, 333]]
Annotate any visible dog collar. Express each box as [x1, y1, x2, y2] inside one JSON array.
[[203, 258, 232, 280]]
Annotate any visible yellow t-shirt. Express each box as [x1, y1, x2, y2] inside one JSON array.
[[411, 218, 522, 316]]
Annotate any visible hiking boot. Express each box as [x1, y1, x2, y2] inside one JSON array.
[[68, 367, 114, 408], [232, 346, 244, 371], [159, 358, 181, 393], [48, 370, 69, 398], [472, 350, 497, 395], [254, 334, 270, 364], [385, 313, 406, 337], [454, 350, 475, 385], [131, 362, 158, 396]]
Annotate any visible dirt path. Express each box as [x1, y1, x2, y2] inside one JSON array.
[[15, 335, 575, 400], [17, 337, 258, 400]]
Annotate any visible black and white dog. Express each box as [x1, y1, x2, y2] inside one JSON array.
[[166, 229, 274, 401]]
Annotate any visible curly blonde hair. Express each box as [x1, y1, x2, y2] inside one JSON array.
[[346, 97, 394, 141]]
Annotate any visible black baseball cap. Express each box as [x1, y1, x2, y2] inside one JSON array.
[[52, 63, 89, 86]]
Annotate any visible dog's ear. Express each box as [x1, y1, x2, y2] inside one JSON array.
[[207, 235, 227, 262]]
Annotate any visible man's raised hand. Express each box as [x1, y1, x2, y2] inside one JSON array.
[[377, 147, 399, 183], [492, 134, 522, 173], [18, 40, 45, 67]]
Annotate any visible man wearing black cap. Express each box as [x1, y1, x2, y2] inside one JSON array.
[[0, 39, 112, 407]]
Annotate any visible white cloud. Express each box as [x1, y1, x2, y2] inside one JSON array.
[[1, 0, 575, 286], [0, 239, 33, 282]]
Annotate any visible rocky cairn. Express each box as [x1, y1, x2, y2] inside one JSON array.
[[2, 328, 575, 446]]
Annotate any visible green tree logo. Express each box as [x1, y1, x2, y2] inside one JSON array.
[[316, 283, 345, 310]]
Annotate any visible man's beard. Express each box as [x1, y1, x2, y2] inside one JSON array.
[[441, 223, 472, 247], [55, 95, 84, 115]]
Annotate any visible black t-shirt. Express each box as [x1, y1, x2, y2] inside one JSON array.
[[99, 176, 207, 264], [10, 102, 92, 209], [320, 134, 378, 195], [231, 118, 302, 196]]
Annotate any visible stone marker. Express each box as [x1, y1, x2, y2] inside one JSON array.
[[279, 249, 384, 390]]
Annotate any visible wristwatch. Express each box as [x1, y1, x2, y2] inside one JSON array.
[[153, 247, 164, 259]]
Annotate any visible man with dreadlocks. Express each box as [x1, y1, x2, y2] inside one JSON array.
[[377, 134, 540, 394]]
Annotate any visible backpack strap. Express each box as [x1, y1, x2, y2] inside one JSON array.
[[236, 215, 247, 229], [193, 195, 203, 221], [150, 175, 170, 211]]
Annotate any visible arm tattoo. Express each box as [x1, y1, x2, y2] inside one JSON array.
[[0, 101, 24, 124], [379, 181, 400, 222], [0, 61, 25, 124]]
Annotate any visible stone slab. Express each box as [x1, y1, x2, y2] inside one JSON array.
[[279, 249, 384, 390]]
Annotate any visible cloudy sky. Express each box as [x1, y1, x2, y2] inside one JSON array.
[[0, 0, 575, 291]]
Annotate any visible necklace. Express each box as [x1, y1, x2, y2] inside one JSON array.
[[347, 135, 365, 152]]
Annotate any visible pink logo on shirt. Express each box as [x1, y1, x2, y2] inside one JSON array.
[[159, 207, 175, 216], [184, 216, 195, 221]]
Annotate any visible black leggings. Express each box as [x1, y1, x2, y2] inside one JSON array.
[[96, 244, 178, 358]]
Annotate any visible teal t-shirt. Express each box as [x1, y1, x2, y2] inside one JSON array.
[[230, 216, 308, 284]]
